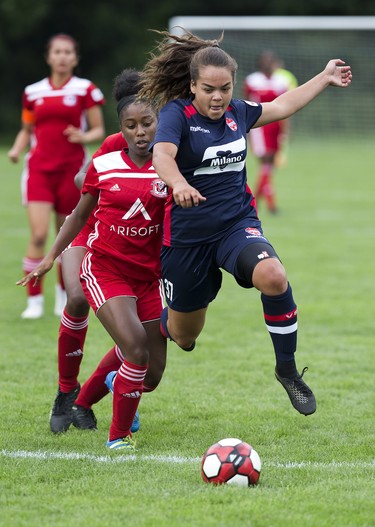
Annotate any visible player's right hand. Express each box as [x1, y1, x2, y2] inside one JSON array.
[[16, 257, 54, 287], [8, 150, 19, 163], [172, 181, 206, 208]]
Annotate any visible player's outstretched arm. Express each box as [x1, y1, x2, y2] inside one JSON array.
[[16, 192, 97, 287], [257, 59, 352, 127]]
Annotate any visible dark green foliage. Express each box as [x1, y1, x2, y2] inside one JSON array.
[[0, 0, 374, 138]]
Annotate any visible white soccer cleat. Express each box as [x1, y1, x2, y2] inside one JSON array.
[[21, 294, 44, 319], [54, 284, 67, 317]]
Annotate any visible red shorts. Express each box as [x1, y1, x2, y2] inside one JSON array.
[[22, 157, 82, 215], [249, 121, 282, 158], [80, 251, 165, 321]]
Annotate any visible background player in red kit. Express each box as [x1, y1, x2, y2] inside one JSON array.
[[243, 50, 292, 213], [8, 33, 105, 319], [18, 69, 167, 451]]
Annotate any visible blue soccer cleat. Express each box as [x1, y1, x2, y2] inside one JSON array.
[[105, 370, 116, 394]]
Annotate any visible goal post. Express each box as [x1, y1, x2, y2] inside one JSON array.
[[168, 16, 375, 138]]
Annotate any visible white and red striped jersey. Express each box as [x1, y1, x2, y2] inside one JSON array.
[[82, 150, 168, 281], [23, 75, 105, 172]]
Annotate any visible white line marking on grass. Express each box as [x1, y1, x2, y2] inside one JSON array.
[[1, 450, 374, 469], [0, 449, 199, 464]]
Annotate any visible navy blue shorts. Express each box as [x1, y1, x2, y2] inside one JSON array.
[[161, 217, 279, 312]]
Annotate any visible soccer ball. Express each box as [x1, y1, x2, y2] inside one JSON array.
[[201, 438, 261, 487]]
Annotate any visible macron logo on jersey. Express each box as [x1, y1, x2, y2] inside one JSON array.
[[190, 125, 210, 134], [122, 198, 151, 220]]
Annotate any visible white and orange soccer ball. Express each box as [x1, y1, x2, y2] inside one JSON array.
[[201, 438, 261, 487]]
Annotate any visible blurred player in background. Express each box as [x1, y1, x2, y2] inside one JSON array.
[[274, 59, 298, 168], [8, 33, 105, 319], [18, 69, 168, 451], [243, 50, 297, 213]]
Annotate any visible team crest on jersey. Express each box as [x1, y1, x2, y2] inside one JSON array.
[[150, 179, 168, 198], [226, 118, 238, 131], [245, 227, 262, 237], [63, 95, 77, 106]]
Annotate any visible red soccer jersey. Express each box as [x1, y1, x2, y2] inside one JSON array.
[[70, 133, 127, 247], [243, 71, 289, 103], [243, 72, 290, 156], [88, 132, 126, 229], [82, 149, 168, 281], [23, 75, 105, 172]]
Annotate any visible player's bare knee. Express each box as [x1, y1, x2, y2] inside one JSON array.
[[121, 339, 149, 365], [131, 348, 149, 365], [253, 258, 287, 294], [65, 293, 89, 316]]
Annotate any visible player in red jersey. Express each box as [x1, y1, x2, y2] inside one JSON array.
[[18, 70, 168, 451], [48, 71, 147, 435], [243, 51, 292, 213], [49, 132, 125, 434], [8, 33, 105, 319]]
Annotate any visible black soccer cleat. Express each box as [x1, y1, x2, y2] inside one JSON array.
[[50, 384, 81, 433], [275, 367, 316, 416], [72, 404, 98, 431]]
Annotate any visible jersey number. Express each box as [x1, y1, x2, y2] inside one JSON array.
[[163, 279, 174, 301]]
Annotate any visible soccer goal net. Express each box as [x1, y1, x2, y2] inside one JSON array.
[[168, 16, 375, 139]]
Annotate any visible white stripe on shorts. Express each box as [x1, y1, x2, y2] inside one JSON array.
[[81, 252, 106, 310]]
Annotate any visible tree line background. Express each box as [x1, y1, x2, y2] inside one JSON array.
[[0, 0, 374, 140]]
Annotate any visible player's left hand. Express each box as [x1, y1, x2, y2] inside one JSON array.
[[325, 60, 352, 88], [64, 125, 85, 143]]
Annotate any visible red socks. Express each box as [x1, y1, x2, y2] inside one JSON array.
[[75, 345, 123, 408], [58, 308, 88, 392], [255, 163, 276, 212], [109, 360, 147, 441]]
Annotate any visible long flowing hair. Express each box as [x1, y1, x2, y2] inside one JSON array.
[[139, 29, 237, 110]]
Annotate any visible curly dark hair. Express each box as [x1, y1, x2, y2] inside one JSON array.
[[113, 68, 141, 102], [112, 68, 157, 120], [139, 29, 237, 110]]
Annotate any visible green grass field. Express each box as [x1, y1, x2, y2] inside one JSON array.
[[0, 138, 374, 527]]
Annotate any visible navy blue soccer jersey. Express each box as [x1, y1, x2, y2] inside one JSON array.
[[151, 98, 263, 247]]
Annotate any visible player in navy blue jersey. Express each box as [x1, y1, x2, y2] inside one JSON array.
[[139, 29, 352, 416]]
